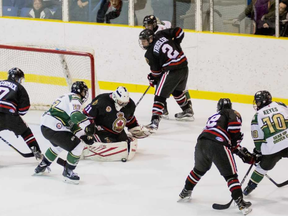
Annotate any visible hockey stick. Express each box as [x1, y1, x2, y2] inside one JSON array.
[[56, 157, 67, 167], [135, 86, 151, 107], [0, 135, 34, 158], [212, 163, 254, 210], [265, 174, 288, 187]]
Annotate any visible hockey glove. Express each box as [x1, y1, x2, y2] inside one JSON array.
[[253, 148, 262, 164], [128, 125, 152, 139], [231, 132, 244, 147], [80, 135, 94, 145], [147, 73, 158, 87], [84, 123, 96, 137], [235, 146, 255, 164]]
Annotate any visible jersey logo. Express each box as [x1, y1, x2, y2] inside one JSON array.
[[73, 104, 81, 111], [56, 123, 62, 129], [112, 112, 126, 133], [106, 106, 112, 112], [216, 137, 224, 142], [92, 99, 98, 106]]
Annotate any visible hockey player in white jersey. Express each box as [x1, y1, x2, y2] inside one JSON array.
[[34, 81, 95, 184], [243, 90, 288, 195]]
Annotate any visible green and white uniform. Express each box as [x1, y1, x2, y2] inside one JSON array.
[[250, 101, 288, 184], [251, 101, 288, 155], [41, 93, 89, 138]]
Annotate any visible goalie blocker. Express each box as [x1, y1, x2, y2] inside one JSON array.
[[81, 137, 138, 162]]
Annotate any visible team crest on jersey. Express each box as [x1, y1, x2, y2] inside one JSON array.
[[73, 104, 81, 111], [56, 123, 62, 129], [92, 100, 98, 106], [112, 112, 126, 133], [216, 137, 224, 142], [145, 58, 149, 65], [9, 109, 15, 113], [106, 106, 112, 112]]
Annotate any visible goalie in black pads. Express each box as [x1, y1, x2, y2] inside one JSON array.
[[178, 98, 253, 215], [34, 81, 94, 184], [139, 27, 194, 131], [0, 67, 42, 160], [82, 86, 151, 162]]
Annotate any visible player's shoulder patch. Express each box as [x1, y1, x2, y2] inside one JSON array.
[[233, 110, 241, 118], [92, 99, 98, 106], [145, 57, 149, 65], [72, 104, 81, 111], [251, 113, 258, 125]]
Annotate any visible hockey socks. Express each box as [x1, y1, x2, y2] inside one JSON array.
[[185, 169, 204, 190], [21, 128, 41, 152], [173, 90, 190, 110], [226, 177, 242, 200]]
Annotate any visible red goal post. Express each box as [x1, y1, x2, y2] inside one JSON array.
[[0, 44, 97, 110]]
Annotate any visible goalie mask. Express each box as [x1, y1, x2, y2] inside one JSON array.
[[112, 86, 129, 111], [8, 67, 25, 84], [139, 29, 154, 50], [71, 81, 89, 103], [217, 98, 232, 111], [143, 15, 158, 32], [253, 90, 272, 110]]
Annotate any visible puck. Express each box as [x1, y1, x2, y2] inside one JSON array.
[[121, 158, 127, 162]]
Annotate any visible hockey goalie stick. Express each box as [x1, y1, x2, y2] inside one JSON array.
[[265, 174, 288, 187], [212, 163, 254, 210], [0, 135, 34, 158], [135, 86, 151, 107]]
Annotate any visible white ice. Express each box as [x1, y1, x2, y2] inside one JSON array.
[[0, 92, 287, 216]]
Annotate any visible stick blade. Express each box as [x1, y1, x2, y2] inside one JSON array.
[[278, 180, 288, 187], [212, 199, 233, 210]]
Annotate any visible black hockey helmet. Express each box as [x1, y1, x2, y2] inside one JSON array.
[[143, 15, 158, 32], [217, 98, 232, 111], [71, 81, 89, 103], [8, 67, 25, 83], [139, 29, 154, 50], [253, 90, 272, 110]]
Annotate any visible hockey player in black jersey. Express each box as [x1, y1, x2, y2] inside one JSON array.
[[0, 67, 42, 160], [139, 27, 194, 131], [178, 99, 254, 215], [82, 86, 151, 161]]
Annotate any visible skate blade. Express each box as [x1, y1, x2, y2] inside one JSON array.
[[33, 167, 51, 176], [63, 177, 79, 185], [175, 116, 195, 122], [161, 115, 169, 120], [177, 196, 191, 203], [241, 207, 252, 215]]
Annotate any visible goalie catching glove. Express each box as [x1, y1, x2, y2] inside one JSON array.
[[128, 125, 152, 139]]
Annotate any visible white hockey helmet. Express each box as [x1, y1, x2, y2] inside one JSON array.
[[112, 86, 129, 111]]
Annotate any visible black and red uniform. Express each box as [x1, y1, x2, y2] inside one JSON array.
[[144, 27, 190, 118], [83, 93, 139, 142], [0, 78, 41, 153], [183, 109, 244, 200]]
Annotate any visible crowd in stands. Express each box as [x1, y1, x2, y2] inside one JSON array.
[[2, 0, 288, 37]]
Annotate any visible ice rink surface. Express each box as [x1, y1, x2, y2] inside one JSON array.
[[0, 92, 287, 216]]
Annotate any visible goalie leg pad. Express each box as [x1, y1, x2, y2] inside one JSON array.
[[81, 139, 138, 162]]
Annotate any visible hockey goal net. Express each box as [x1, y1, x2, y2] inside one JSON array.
[[0, 44, 97, 110]]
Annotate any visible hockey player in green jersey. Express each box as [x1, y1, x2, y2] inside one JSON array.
[[244, 90, 288, 195], [34, 81, 95, 184]]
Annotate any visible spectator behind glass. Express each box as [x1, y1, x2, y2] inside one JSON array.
[[28, 0, 53, 19], [256, 0, 288, 36], [96, 0, 122, 23], [70, 0, 89, 21]]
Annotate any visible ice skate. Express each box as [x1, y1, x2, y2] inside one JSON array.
[[34, 160, 51, 175], [235, 196, 252, 215], [161, 106, 169, 120], [175, 107, 195, 121], [243, 181, 257, 196], [145, 118, 160, 132], [177, 188, 192, 202], [63, 167, 80, 185]]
